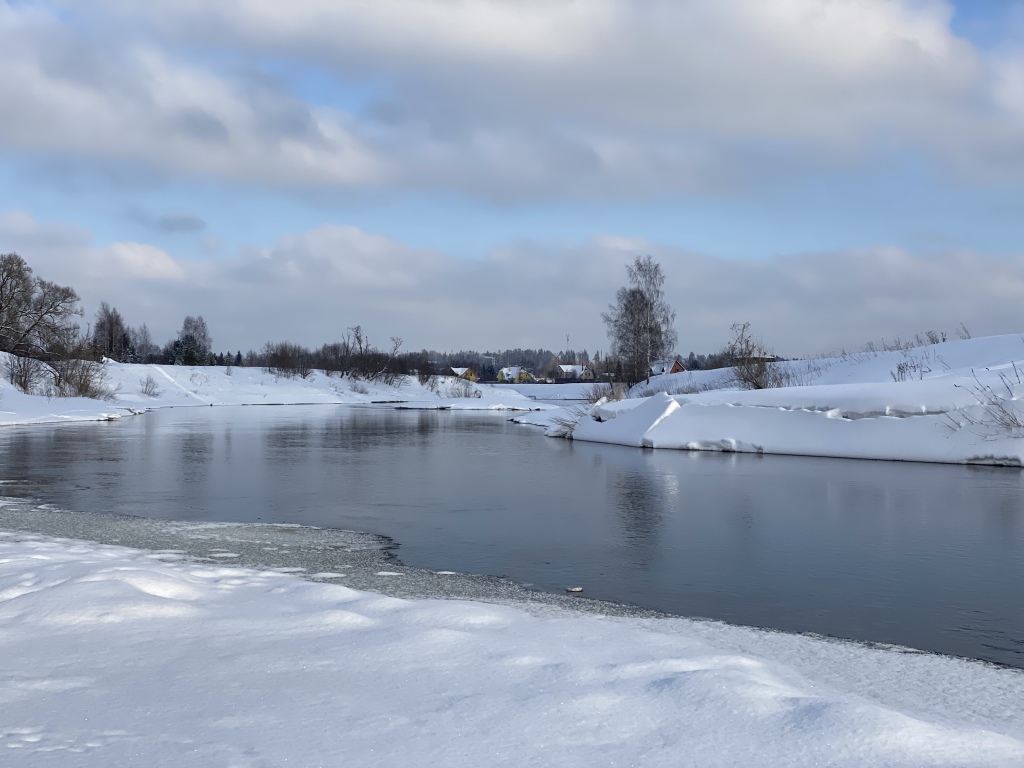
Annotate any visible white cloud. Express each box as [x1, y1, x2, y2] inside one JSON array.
[[104, 243, 186, 281], [0, 4, 386, 189], [4, 210, 1024, 357], [11, 0, 1024, 197]]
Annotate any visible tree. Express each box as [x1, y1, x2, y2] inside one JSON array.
[[92, 302, 133, 362], [601, 255, 677, 385], [725, 322, 791, 390], [129, 324, 159, 363], [174, 315, 212, 365], [0, 252, 82, 359]]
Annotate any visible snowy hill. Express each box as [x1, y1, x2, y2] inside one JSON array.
[[516, 334, 1024, 466], [0, 356, 546, 426]]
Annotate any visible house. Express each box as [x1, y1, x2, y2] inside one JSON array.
[[649, 359, 685, 376], [450, 367, 477, 381], [558, 364, 596, 381], [497, 366, 535, 383]]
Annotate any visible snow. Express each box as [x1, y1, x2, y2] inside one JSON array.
[[4, 338, 1024, 762], [1, 531, 1022, 766], [8, 335, 1024, 463], [517, 335, 1024, 465], [0, 355, 547, 426], [502, 381, 596, 400]]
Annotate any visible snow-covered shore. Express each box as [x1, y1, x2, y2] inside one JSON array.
[[1, 531, 1021, 767], [0, 355, 545, 426], [6, 335, 1024, 466], [517, 334, 1024, 466], [3, 339, 1024, 763], [6, 335, 1024, 464]]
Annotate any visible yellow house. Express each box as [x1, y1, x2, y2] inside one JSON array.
[[497, 366, 535, 383], [451, 367, 478, 381]]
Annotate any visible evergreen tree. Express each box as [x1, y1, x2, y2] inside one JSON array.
[[174, 315, 212, 365]]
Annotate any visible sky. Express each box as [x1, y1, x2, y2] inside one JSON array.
[[4, 0, 1024, 357]]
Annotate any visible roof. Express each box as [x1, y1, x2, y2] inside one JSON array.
[[498, 366, 531, 380], [649, 360, 681, 375]]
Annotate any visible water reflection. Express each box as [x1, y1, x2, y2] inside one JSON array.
[[0, 406, 1022, 668]]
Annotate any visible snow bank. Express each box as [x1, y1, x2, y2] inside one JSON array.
[[1, 532, 1021, 766], [0, 355, 546, 427], [524, 335, 1024, 466], [567, 392, 1023, 465], [500, 381, 596, 401]]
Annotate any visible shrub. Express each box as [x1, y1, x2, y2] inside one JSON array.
[[725, 322, 793, 390], [446, 378, 479, 398], [585, 383, 626, 404], [140, 374, 162, 398], [946, 367, 1024, 440], [4, 354, 46, 394], [47, 358, 114, 400]]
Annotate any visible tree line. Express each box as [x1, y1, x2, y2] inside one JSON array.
[[2, 249, 791, 398], [0, 252, 462, 394]]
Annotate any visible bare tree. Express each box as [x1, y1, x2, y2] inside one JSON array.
[[371, 336, 404, 384], [0, 253, 82, 359], [262, 340, 313, 379], [602, 255, 677, 385], [92, 302, 133, 362], [129, 323, 159, 363], [726, 322, 792, 390]]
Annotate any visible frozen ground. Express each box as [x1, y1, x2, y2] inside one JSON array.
[[0, 527, 1022, 767], [0, 354, 547, 426], [515, 335, 1024, 466]]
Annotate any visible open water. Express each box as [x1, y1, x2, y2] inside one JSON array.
[[1, 405, 1021, 668]]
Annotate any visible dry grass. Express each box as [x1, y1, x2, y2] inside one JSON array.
[[946, 366, 1024, 440]]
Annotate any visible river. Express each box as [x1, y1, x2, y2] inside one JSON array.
[[1, 405, 1021, 668]]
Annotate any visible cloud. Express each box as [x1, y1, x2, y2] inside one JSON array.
[[1, 210, 185, 302], [0, 4, 386, 190], [10, 0, 1024, 199], [4, 210, 1024, 357], [103, 242, 187, 281], [126, 208, 208, 233]]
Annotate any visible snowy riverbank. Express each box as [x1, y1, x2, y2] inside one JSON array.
[[516, 334, 1024, 466], [6, 336, 1024, 465], [3, 340, 1024, 764], [1, 530, 1021, 767], [0, 355, 546, 426]]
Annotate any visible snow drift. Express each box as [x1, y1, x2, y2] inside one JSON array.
[[0, 532, 1021, 767], [519, 335, 1024, 466]]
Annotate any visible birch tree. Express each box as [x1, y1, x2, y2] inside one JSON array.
[[602, 255, 677, 385]]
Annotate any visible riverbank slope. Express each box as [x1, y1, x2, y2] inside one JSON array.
[[0, 530, 1021, 766], [0, 356, 544, 426], [515, 334, 1024, 465]]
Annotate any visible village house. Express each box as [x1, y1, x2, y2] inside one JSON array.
[[496, 366, 535, 383], [450, 367, 478, 381], [649, 359, 685, 376], [557, 364, 595, 381]]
